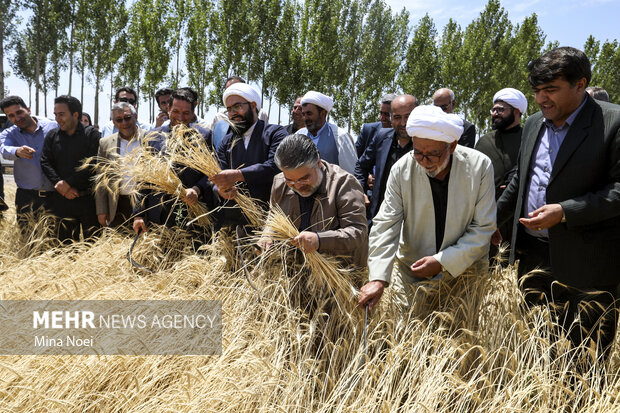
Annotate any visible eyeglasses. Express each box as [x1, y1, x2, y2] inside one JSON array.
[[435, 103, 451, 112], [113, 115, 134, 123], [118, 97, 137, 105], [284, 175, 313, 186], [413, 145, 449, 163], [490, 107, 513, 115], [226, 102, 250, 115]]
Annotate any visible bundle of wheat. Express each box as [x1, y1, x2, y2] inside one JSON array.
[[165, 123, 265, 228]]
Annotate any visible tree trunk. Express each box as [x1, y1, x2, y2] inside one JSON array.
[[35, 49, 41, 115], [94, 75, 100, 126], [278, 102, 281, 125], [68, 20, 74, 95], [0, 29, 4, 99], [43, 70, 48, 117], [28, 83, 32, 108]]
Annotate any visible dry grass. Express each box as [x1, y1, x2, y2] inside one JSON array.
[[0, 180, 618, 412]]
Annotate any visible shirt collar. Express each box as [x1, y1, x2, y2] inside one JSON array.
[[243, 121, 258, 139], [306, 122, 329, 139], [543, 94, 588, 130]]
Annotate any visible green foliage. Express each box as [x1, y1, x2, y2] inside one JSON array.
[[8, 0, 619, 129]]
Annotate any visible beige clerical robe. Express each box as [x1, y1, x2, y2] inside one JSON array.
[[368, 145, 496, 285]]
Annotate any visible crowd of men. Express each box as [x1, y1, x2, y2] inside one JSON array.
[[0, 47, 619, 367]]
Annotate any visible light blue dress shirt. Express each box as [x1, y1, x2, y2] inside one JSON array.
[[0, 117, 57, 190], [525, 97, 587, 238]]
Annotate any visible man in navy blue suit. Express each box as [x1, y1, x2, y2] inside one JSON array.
[[209, 82, 287, 226], [355, 93, 397, 158], [355, 94, 417, 222]]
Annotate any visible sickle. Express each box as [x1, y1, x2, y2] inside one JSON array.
[[126, 230, 154, 273]]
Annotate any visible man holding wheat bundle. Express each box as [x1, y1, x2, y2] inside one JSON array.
[[270, 133, 368, 267], [359, 105, 496, 309]]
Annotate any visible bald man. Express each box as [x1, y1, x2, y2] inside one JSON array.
[[433, 88, 476, 148], [355, 94, 417, 221]]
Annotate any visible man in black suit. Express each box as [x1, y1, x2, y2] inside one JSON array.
[[355, 93, 397, 158], [355, 94, 416, 222], [210, 82, 286, 226], [496, 47, 620, 362], [433, 88, 476, 148]]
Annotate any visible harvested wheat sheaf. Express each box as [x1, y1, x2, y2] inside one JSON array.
[[0, 182, 618, 412]]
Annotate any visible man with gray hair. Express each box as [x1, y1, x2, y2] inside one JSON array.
[[586, 86, 610, 102], [355, 93, 398, 157], [433, 88, 476, 148], [270, 134, 368, 266], [96, 101, 144, 228]]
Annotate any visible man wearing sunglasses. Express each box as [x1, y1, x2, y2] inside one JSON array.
[[101, 86, 151, 137], [358, 105, 496, 310], [433, 88, 476, 148], [95, 102, 144, 229]]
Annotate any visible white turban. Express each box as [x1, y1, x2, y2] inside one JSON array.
[[406, 105, 464, 143], [223, 83, 262, 111], [493, 88, 527, 114], [300, 91, 334, 112]]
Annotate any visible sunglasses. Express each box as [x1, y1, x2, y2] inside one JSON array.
[[118, 97, 137, 105]]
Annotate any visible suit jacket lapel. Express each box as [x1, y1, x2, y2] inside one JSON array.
[[377, 131, 394, 179], [550, 97, 594, 183]]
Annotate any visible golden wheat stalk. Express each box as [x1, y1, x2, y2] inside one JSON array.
[[165, 124, 265, 227], [256, 205, 359, 309]]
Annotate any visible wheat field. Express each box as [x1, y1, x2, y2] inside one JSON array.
[[0, 180, 618, 412]]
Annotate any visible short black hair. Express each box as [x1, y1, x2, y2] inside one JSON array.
[[170, 89, 197, 111], [54, 95, 82, 118], [114, 86, 138, 102], [223, 75, 245, 90], [82, 112, 92, 126], [0, 95, 27, 112], [528, 47, 592, 87], [177, 87, 199, 102], [155, 87, 174, 104]]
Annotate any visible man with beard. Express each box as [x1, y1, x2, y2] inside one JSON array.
[[475, 88, 527, 253], [433, 88, 476, 148], [209, 82, 287, 226], [358, 105, 496, 309], [297, 91, 357, 174], [355, 94, 417, 222], [355, 93, 397, 157], [285, 96, 304, 134], [476, 88, 527, 199], [270, 134, 368, 266], [40, 95, 101, 243]]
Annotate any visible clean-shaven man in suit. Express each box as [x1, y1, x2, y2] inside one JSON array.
[[355, 94, 417, 222], [496, 47, 620, 361], [96, 102, 145, 228], [355, 93, 397, 158]]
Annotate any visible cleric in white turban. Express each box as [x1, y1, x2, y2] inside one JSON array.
[[358, 105, 497, 310], [493, 88, 527, 114], [300, 91, 334, 112], [223, 82, 262, 111]]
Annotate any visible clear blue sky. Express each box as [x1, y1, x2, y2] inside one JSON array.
[[4, 0, 619, 125]]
